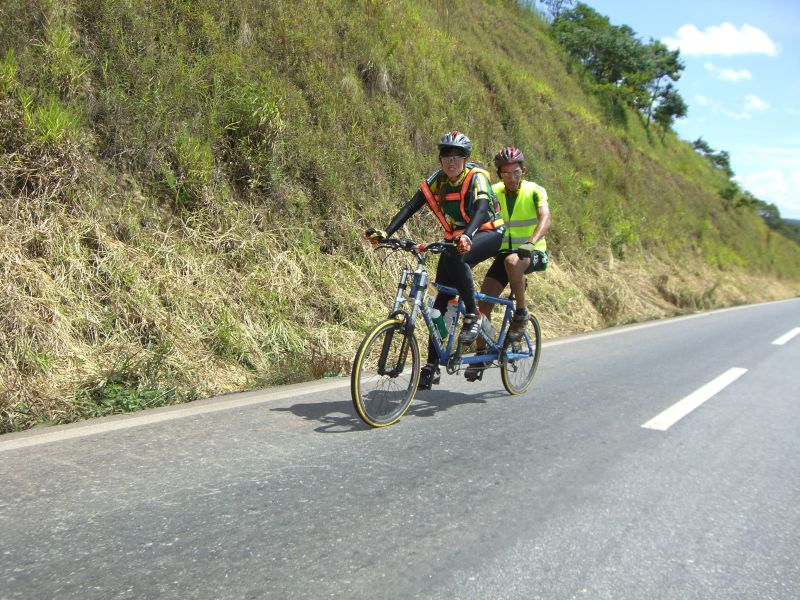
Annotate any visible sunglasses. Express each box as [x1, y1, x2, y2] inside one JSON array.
[[440, 154, 467, 164]]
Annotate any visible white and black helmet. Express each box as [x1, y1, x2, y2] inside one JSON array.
[[437, 130, 472, 156]]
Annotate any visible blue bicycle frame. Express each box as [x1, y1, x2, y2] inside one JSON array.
[[384, 239, 534, 375], [420, 282, 538, 373]]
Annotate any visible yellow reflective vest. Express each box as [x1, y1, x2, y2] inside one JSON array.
[[493, 180, 548, 252]]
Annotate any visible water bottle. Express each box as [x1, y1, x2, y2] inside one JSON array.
[[444, 301, 458, 333], [430, 308, 448, 339]]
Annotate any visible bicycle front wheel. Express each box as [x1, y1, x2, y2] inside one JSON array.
[[351, 318, 420, 427], [501, 314, 542, 395]]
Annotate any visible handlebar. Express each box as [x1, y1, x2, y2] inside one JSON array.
[[375, 238, 455, 256]]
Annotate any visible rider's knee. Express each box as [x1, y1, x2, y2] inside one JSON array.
[[505, 254, 529, 276]]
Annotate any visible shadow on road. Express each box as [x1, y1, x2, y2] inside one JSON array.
[[271, 388, 507, 433], [271, 398, 369, 433]]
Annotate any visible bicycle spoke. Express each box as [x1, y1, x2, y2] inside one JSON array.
[[501, 315, 541, 395], [351, 320, 419, 426]]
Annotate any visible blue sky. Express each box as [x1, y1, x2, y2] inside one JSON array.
[[575, 0, 800, 219]]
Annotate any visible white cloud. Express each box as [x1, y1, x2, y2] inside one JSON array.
[[735, 169, 800, 218], [690, 93, 769, 120], [704, 62, 752, 82], [724, 94, 770, 120], [664, 23, 778, 56], [744, 94, 769, 111]]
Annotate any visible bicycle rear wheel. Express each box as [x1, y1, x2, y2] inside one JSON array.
[[501, 314, 541, 395], [351, 318, 420, 427]]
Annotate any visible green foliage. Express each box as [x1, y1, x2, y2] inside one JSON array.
[[719, 181, 739, 204], [652, 83, 687, 131], [610, 218, 639, 257], [576, 175, 595, 196], [551, 2, 686, 131], [28, 95, 81, 143], [641, 41, 684, 126], [692, 137, 713, 155], [0, 50, 17, 94], [755, 202, 800, 243], [537, 0, 576, 21], [692, 138, 733, 176], [691, 138, 798, 237], [553, 3, 646, 84], [83, 380, 178, 418], [166, 125, 215, 207], [38, 17, 90, 97]]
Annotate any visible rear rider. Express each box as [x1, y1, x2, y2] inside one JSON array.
[[366, 131, 505, 389], [477, 146, 551, 342]]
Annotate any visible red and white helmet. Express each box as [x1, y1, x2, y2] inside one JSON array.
[[494, 146, 525, 172]]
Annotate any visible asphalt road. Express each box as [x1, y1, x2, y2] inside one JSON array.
[[1, 299, 799, 599]]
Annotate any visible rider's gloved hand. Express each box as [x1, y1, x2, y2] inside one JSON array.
[[516, 242, 536, 259], [365, 228, 388, 245], [455, 234, 472, 255]]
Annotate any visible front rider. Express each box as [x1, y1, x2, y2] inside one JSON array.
[[366, 130, 504, 390]]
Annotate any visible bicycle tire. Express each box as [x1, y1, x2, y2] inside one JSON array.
[[501, 314, 541, 395], [351, 318, 420, 427]]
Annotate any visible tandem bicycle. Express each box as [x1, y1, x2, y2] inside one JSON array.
[[351, 237, 541, 427]]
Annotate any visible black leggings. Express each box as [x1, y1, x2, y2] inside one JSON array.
[[427, 229, 502, 363]]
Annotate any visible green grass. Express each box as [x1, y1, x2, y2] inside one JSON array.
[[1, 0, 799, 432]]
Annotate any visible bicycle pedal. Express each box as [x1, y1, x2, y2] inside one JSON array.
[[463, 368, 484, 382]]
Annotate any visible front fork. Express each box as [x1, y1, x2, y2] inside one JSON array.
[[377, 311, 416, 377], [378, 269, 427, 377]]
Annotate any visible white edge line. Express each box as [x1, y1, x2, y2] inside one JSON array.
[[772, 327, 800, 346], [0, 377, 350, 452], [642, 367, 748, 431], [543, 299, 799, 349]]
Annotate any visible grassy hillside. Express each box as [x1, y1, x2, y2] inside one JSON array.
[[1, 0, 798, 432]]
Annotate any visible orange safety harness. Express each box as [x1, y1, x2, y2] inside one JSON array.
[[419, 167, 505, 241]]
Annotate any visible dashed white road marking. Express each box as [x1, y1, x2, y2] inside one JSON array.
[[642, 368, 748, 431], [772, 327, 800, 346]]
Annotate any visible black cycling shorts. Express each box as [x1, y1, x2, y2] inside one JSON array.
[[484, 250, 548, 288]]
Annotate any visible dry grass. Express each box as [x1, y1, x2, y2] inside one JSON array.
[[0, 129, 400, 431], [530, 250, 799, 341]]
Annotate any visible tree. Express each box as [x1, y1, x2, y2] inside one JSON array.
[[550, 3, 687, 133], [641, 41, 684, 128], [538, 0, 575, 21], [737, 190, 759, 209], [709, 150, 733, 177], [690, 139, 734, 177], [552, 3, 646, 86], [756, 200, 782, 229], [652, 84, 687, 131], [692, 137, 713, 155]]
